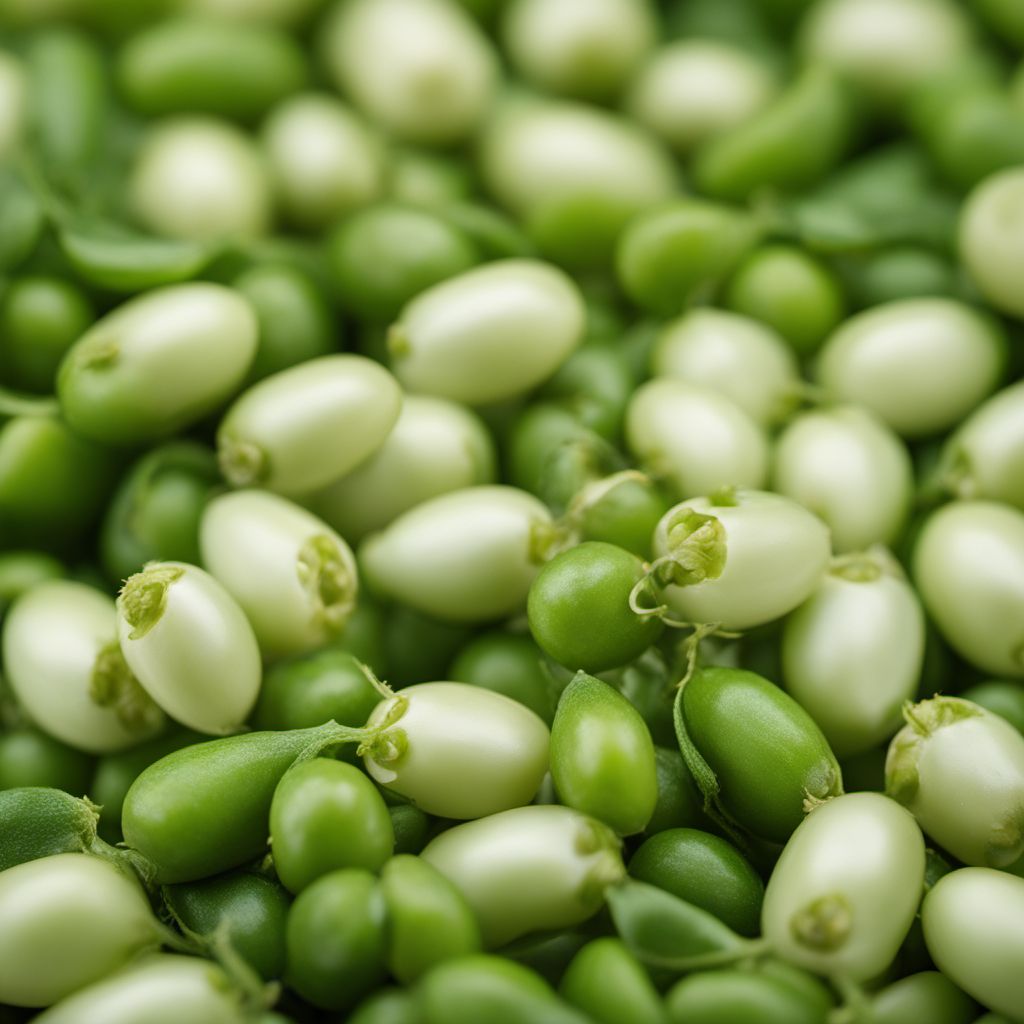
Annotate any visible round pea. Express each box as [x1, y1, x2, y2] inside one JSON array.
[[559, 938, 664, 1024], [577, 473, 669, 560], [646, 745, 706, 835]]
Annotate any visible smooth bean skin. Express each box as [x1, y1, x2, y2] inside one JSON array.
[[782, 555, 924, 756], [57, 283, 257, 446], [626, 378, 770, 499], [528, 543, 664, 675], [652, 490, 832, 631], [559, 938, 665, 1024], [117, 18, 306, 120], [817, 299, 1006, 438], [217, 354, 402, 496], [389, 802, 431, 855], [164, 871, 290, 980], [285, 868, 388, 1011], [912, 501, 1024, 678], [578, 473, 669, 560], [665, 970, 827, 1024], [646, 745, 705, 834], [360, 486, 552, 623], [960, 167, 1024, 319], [0, 729, 93, 793], [886, 696, 1024, 868], [627, 40, 776, 154], [762, 793, 925, 982], [0, 788, 102, 872], [347, 988, 420, 1024], [131, 117, 271, 242], [960, 680, 1024, 734], [868, 971, 978, 1024], [363, 682, 550, 819], [550, 671, 658, 835], [389, 259, 584, 406], [421, 805, 625, 947], [0, 853, 158, 1007], [772, 406, 912, 553], [3, 581, 164, 754], [321, 0, 497, 146], [922, 868, 1024, 1020], [270, 759, 393, 893], [0, 551, 64, 613], [380, 854, 481, 983], [629, 829, 764, 937], [651, 308, 799, 426], [117, 562, 261, 735], [308, 395, 496, 544], [682, 667, 843, 843], [31, 955, 247, 1024]]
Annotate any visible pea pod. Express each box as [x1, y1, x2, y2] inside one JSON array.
[[559, 938, 665, 1024], [665, 969, 828, 1024], [422, 805, 625, 947], [677, 667, 843, 843], [549, 671, 657, 835], [646, 745, 706, 835]]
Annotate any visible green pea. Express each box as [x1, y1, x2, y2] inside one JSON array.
[[665, 969, 827, 1024], [422, 805, 625, 947], [131, 117, 272, 242], [762, 792, 925, 981], [0, 550, 64, 615], [0, 853, 159, 1008], [959, 680, 1024, 734], [121, 721, 359, 883], [616, 199, 760, 316], [0, 276, 93, 394], [360, 486, 552, 623], [321, 0, 498, 146], [681, 666, 843, 842], [327, 204, 480, 323], [439, 201, 536, 261], [308, 395, 496, 545], [58, 283, 257, 446], [417, 955, 591, 1024], [725, 244, 844, 355], [164, 871, 290, 980], [30, 954, 247, 1024], [449, 631, 558, 724], [845, 246, 960, 308], [0, 414, 120, 552], [285, 868, 388, 1011], [100, 442, 219, 584], [629, 828, 764, 937], [0, 729, 93, 793], [868, 970, 978, 1024], [217, 354, 402, 496], [577, 473, 669, 560], [118, 18, 306, 120], [558, 938, 663, 1024], [646, 745, 706, 835], [387, 148, 474, 207], [529, 543, 663, 675], [380, 854, 481, 983], [380, 604, 474, 687], [390, 802, 431, 855], [270, 759, 393, 893], [0, 788, 107, 872], [332, 596, 389, 675], [627, 40, 777, 154], [348, 988, 421, 1024]]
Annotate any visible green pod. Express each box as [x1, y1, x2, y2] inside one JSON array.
[[646, 745, 706, 835], [348, 988, 421, 1024], [285, 868, 388, 1011], [360, 486, 552, 623], [30, 955, 247, 1024], [382, 605, 474, 688], [2, 580, 164, 754], [362, 682, 550, 819], [388, 259, 585, 406], [270, 759, 393, 893], [0, 729, 93, 793], [922, 867, 1024, 1021], [550, 671, 658, 835], [528, 543, 664, 675], [421, 805, 625, 947], [762, 792, 925, 982], [380, 854, 481, 983], [200, 490, 358, 659], [439, 201, 536, 262], [539, 342, 634, 440], [665, 970, 827, 1024], [164, 871, 291, 981], [100, 442, 219, 584], [57, 283, 257, 446], [959, 680, 1024, 734], [693, 69, 852, 201], [886, 696, 1024, 868], [390, 803, 431, 855], [417, 955, 591, 1024], [0, 788, 106, 872], [121, 721, 358, 883], [118, 18, 306, 120], [577, 474, 669, 560], [0, 853, 159, 1008], [388, 148, 474, 207], [117, 562, 261, 735], [217, 354, 402, 496], [868, 970, 978, 1024], [616, 199, 760, 317], [680, 666, 843, 843], [308, 395, 496, 544], [629, 828, 764, 937], [559, 938, 665, 1024]]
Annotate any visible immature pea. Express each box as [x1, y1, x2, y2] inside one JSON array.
[[559, 938, 665, 1024]]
